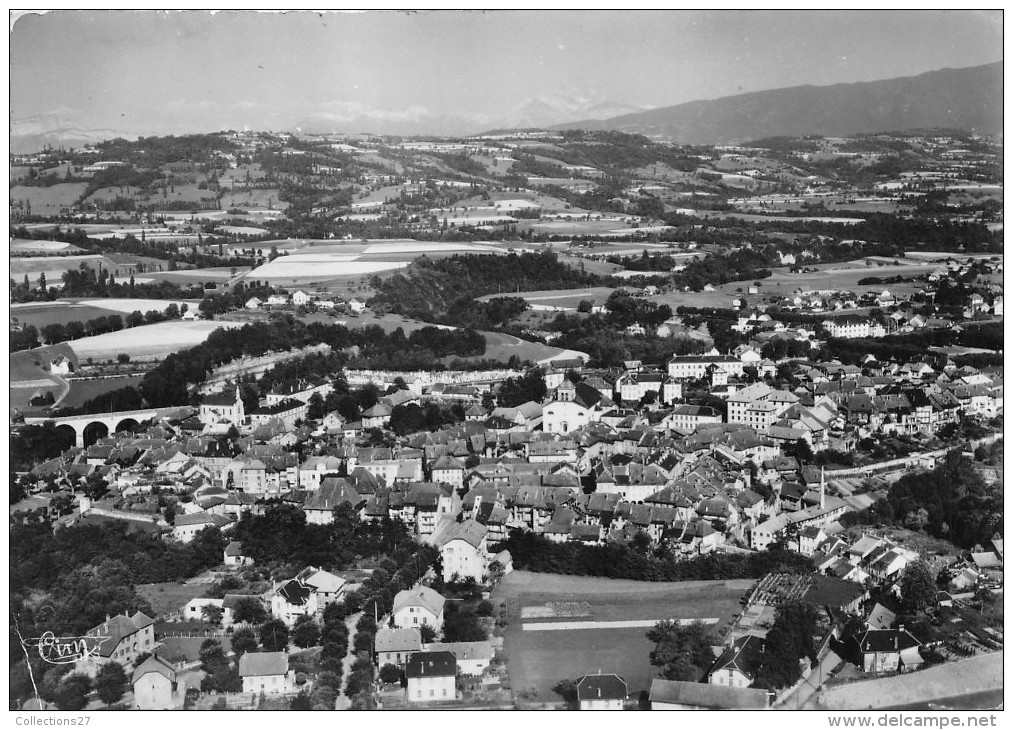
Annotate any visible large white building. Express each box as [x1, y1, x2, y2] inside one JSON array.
[[542, 380, 610, 435], [668, 354, 744, 380], [431, 518, 491, 583], [822, 317, 886, 339], [727, 383, 798, 430]]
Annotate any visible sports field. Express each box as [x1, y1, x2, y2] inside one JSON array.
[[493, 571, 753, 703]]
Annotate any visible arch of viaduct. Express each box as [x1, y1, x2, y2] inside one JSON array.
[[25, 406, 195, 448]]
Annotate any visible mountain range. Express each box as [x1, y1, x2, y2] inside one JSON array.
[[10, 63, 1002, 152], [551, 62, 1003, 144]]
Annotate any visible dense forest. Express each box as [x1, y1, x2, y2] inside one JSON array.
[[131, 317, 489, 410], [10, 520, 226, 638], [367, 250, 604, 325], [875, 453, 1002, 549]]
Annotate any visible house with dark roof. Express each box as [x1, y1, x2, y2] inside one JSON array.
[[199, 386, 245, 428], [576, 672, 628, 710], [77, 612, 156, 676], [708, 634, 765, 688], [854, 628, 923, 674], [405, 651, 457, 703], [223, 540, 252, 567]]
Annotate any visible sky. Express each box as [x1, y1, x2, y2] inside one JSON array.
[[10, 9, 1005, 137]]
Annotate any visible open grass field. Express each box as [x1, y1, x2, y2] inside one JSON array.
[[137, 582, 211, 617], [334, 312, 581, 365], [11, 299, 202, 329], [59, 375, 146, 408], [67, 319, 244, 361], [10, 343, 76, 412], [648, 257, 938, 311], [494, 571, 753, 702], [477, 286, 615, 310], [10, 182, 89, 214], [219, 187, 287, 210]]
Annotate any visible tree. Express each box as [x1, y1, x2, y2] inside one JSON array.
[[290, 691, 313, 710], [552, 678, 579, 710], [259, 618, 290, 652], [419, 623, 438, 644], [899, 561, 937, 614], [231, 626, 259, 657], [199, 638, 227, 673], [94, 661, 127, 706], [755, 601, 819, 689], [378, 663, 402, 685], [232, 597, 268, 624], [55, 673, 92, 711], [292, 614, 321, 649], [201, 604, 224, 625], [646, 620, 714, 681], [117, 353, 131, 364], [784, 438, 814, 464]]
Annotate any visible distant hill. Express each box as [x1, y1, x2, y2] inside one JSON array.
[[551, 62, 1003, 144]]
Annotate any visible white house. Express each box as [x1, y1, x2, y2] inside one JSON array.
[[405, 651, 457, 703], [173, 512, 234, 543], [424, 641, 494, 676], [132, 656, 186, 710], [392, 586, 446, 632], [239, 651, 292, 695], [432, 518, 491, 584], [292, 290, 312, 307], [375, 627, 423, 668]]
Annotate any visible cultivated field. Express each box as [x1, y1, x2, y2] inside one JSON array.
[[146, 267, 250, 284], [67, 319, 244, 361], [494, 571, 754, 702], [249, 254, 411, 280]]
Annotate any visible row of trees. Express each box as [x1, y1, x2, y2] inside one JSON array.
[[503, 531, 813, 581]]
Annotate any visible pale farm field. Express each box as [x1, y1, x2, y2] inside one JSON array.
[[67, 320, 244, 361]]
